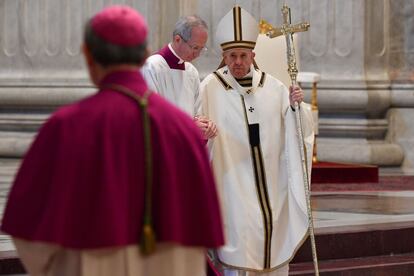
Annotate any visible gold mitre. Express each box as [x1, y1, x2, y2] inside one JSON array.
[[215, 5, 259, 51]]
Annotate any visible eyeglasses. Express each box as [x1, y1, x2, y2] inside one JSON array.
[[180, 36, 208, 53]]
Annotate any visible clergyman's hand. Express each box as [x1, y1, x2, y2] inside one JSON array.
[[194, 116, 218, 140], [289, 85, 304, 107]]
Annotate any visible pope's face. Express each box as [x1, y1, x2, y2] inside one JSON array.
[[223, 49, 255, 79]]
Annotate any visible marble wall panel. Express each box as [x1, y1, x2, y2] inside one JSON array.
[[0, 0, 180, 84]]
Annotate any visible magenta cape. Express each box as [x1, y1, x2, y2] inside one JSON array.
[[1, 71, 224, 249]]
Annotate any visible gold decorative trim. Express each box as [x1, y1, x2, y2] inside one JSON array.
[[233, 7, 237, 41], [221, 41, 256, 51], [236, 78, 253, 87], [218, 231, 310, 273], [101, 84, 156, 255], [232, 6, 242, 41], [259, 72, 266, 87], [236, 6, 242, 41], [253, 146, 273, 268], [241, 95, 273, 269], [213, 71, 232, 90]]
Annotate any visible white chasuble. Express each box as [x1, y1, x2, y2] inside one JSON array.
[[200, 65, 314, 272]]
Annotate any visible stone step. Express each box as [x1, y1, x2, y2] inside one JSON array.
[[290, 253, 414, 275], [311, 161, 378, 184], [312, 191, 414, 214], [0, 251, 24, 275], [291, 188, 414, 274], [0, 165, 413, 275], [292, 226, 414, 264], [311, 175, 414, 192]]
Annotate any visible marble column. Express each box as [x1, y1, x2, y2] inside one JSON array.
[[386, 0, 414, 173], [294, 0, 407, 168]]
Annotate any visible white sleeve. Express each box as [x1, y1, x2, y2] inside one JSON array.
[[141, 60, 160, 93], [200, 76, 215, 160], [193, 71, 202, 117]]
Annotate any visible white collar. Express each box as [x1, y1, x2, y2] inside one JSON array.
[[217, 65, 261, 95], [168, 43, 185, 64], [241, 69, 254, 78]]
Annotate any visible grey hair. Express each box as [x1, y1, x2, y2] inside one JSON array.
[[172, 15, 208, 41]]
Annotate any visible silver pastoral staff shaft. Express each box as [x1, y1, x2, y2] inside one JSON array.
[[281, 4, 320, 276]]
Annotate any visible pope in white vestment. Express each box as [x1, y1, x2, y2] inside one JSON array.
[[202, 6, 314, 275]]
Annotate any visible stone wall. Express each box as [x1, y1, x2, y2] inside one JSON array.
[[1, 0, 414, 172], [297, 0, 405, 167]]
